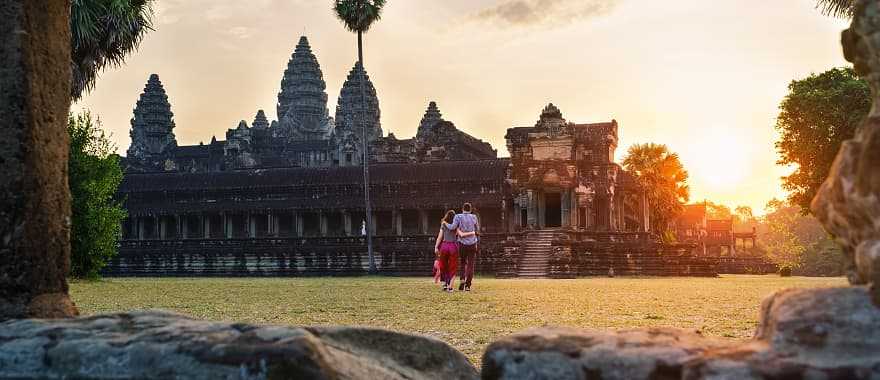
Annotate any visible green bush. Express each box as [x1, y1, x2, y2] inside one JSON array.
[[68, 111, 126, 278]]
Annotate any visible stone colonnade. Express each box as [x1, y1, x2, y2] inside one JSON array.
[[514, 187, 649, 232], [123, 208, 501, 240]]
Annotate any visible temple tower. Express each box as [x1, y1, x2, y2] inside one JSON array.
[[276, 36, 333, 140], [252, 109, 269, 130], [127, 74, 177, 158], [334, 62, 382, 142], [416, 101, 443, 141]]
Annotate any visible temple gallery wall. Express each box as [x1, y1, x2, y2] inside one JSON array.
[[113, 36, 733, 278]]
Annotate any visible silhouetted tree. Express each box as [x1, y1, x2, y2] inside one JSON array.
[[622, 143, 690, 238], [775, 67, 869, 213], [71, 0, 155, 100]]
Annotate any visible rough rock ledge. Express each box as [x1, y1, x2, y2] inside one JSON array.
[[0, 310, 478, 379], [482, 287, 880, 380]]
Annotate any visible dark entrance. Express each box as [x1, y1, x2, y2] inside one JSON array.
[[545, 192, 562, 228]]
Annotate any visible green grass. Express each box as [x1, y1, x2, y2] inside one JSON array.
[[70, 275, 845, 364]]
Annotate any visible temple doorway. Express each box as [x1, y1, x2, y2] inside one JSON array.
[[545, 192, 562, 228]]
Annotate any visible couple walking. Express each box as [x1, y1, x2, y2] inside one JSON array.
[[434, 202, 479, 292]]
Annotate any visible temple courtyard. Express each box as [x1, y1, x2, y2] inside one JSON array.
[[69, 275, 844, 363]]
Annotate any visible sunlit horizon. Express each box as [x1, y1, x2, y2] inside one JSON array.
[[75, 0, 850, 215]]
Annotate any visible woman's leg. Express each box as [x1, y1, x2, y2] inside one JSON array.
[[445, 243, 459, 290]]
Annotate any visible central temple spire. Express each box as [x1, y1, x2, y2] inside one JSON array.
[[127, 74, 177, 158], [276, 36, 333, 140]]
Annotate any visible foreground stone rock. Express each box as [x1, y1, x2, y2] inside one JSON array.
[[483, 287, 880, 380], [0, 310, 478, 379], [812, 0, 880, 304], [0, 0, 77, 319]]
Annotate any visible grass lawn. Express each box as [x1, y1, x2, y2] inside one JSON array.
[[70, 275, 845, 364]]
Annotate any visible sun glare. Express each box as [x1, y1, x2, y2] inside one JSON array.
[[681, 126, 749, 190]]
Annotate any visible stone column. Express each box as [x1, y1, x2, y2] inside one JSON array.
[[393, 210, 402, 236], [248, 213, 256, 238], [527, 190, 537, 229], [0, 0, 77, 319], [561, 190, 571, 228], [319, 211, 328, 237], [295, 212, 304, 237], [224, 213, 232, 239], [343, 211, 352, 236], [419, 210, 428, 235], [137, 217, 145, 240], [154, 216, 159, 239], [203, 214, 210, 239], [641, 191, 650, 233], [159, 217, 167, 240], [176, 215, 183, 239], [267, 213, 275, 237], [180, 215, 187, 239]]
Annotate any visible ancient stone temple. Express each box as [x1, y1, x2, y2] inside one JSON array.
[[506, 104, 648, 232], [126, 74, 177, 159], [114, 35, 714, 277], [276, 36, 334, 141]]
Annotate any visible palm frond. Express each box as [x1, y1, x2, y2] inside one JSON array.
[[333, 0, 387, 33], [71, 0, 155, 100], [816, 0, 855, 19]]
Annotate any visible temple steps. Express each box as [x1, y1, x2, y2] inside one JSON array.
[[516, 230, 556, 278]]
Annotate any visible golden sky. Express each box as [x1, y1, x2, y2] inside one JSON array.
[[76, 0, 850, 214]]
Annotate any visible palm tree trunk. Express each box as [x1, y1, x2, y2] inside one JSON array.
[[358, 30, 364, 67], [358, 30, 376, 274]]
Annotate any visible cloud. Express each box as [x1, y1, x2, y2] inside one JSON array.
[[227, 26, 253, 39], [470, 0, 621, 27]]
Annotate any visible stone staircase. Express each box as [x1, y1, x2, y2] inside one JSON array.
[[516, 230, 555, 278]]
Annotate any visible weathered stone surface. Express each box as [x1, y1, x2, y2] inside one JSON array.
[[812, 0, 880, 304], [483, 287, 880, 380], [0, 310, 478, 379], [0, 0, 77, 320]]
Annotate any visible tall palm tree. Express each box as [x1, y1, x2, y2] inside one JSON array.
[[816, 0, 855, 18], [622, 143, 690, 238], [334, 0, 387, 274], [71, 0, 155, 100]]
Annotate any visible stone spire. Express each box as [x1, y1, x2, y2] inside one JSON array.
[[416, 101, 443, 141], [334, 62, 382, 141], [252, 110, 269, 129], [275, 36, 333, 140], [127, 74, 177, 158], [536, 103, 568, 136]]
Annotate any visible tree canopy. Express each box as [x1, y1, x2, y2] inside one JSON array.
[[759, 198, 845, 276], [68, 111, 127, 278], [775, 67, 869, 213], [71, 0, 154, 100], [333, 0, 387, 33], [622, 143, 690, 237]]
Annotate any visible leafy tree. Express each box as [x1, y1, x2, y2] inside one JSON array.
[[71, 0, 155, 100], [705, 201, 731, 220], [734, 206, 753, 222], [775, 67, 869, 213], [816, 0, 855, 18], [622, 143, 690, 237], [333, 0, 387, 273], [759, 198, 845, 276], [68, 111, 126, 278]]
